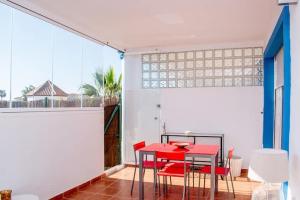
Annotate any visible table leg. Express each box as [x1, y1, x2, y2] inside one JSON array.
[[210, 155, 216, 200], [215, 152, 219, 192], [139, 151, 144, 200], [182, 155, 187, 200], [153, 154, 157, 199]]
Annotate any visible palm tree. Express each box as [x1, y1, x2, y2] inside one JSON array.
[[81, 70, 104, 97], [81, 67, 122, 101], [21, 85, 35, 101], [0, 90, 6, 101]]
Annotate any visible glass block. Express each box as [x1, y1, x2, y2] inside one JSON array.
[[177, 61, 185, 69], [254, 67, 264, 76], [151, 72, 158, 79], [224, 68, 233, 76], [196, 51, 204, 59], [214, 78, 223, 87], [244, 68, 253, 76], [143, 81, 150, 88], [177, 80, 185, 88], [168, 80, 176, 88], [160, 80, 167, 88], [254, 58, 263, 66], [160, 53, 167, 61], [244, 58, 253, 66], [143, 63, 150, 71], [151, 80, 158, 88], [204, 79, 213, 87], [168, 71, 176, 79], [205, 69, 213, 77], [160, 72, 167, 79], [143, 72, 150, 79], [214, 50, 223, 58], [234, 77, 242, 87], [196, 70, 204, 77], [254, 48, 263, 56], [205, 50, 213, 58], [151, 54, 158, 62], [254, 76, 264, 86], [224, 59, 233, 67], [169, 53, 176, 60], [214, 59, 223, 68], [177, 52, 185, 60], [205, 60, 213, 68], [186, 61, 194, 69], [234, 49, 242, 57], [244, 77, 253, 86], [168, 62, 176, 70], [160, 62, 167, 70], [224, 49, 233, 57], [234, 58, 242, 67], [224, 78, 233, 87], [151, 63, 158, 71], [196, 60, 204, 68], [244, 48, 253, 57], [214, 69, 223, 76], [177, 71, 185, 79], [234, 68, 242, 76], [186, 51, 194, 60], [186, 80, 194, 88], [196, 79, 204, 87], [186, 70, 194, 78], [142, 54, 150, 62]]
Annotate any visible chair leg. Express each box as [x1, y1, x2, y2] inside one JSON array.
[[203, 174, 206, 196], [131, 166, 137, 196], [229, 172, 236, 198], [187, 172, 190, 200], [143, 168, 146, 177], [158, 175, 161, 196], [169, 176, 172, 185], [198, 173, 201, 200], [225, 175, 230, 193]]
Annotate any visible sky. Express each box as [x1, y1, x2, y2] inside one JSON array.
[[0, 3, 122, 100]]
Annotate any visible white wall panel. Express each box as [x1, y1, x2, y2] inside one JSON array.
[[0, 110, 104, 199]]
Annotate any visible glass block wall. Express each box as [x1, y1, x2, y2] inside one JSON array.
[[141, 47, 264, 88]]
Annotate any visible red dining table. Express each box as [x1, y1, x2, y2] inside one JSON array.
[[138, 143, 220, 200]]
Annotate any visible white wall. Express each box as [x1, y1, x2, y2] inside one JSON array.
[[0, 109, 104, 199], [124, 53, 263, 168], [288, 3, 300, 199]]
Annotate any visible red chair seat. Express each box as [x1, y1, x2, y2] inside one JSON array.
[[142, 160, 166, 169], [199, 165, 230, 176], [158, 163, 191, 177]]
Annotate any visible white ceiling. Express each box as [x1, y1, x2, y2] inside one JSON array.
[[7, 0, 281, 52]]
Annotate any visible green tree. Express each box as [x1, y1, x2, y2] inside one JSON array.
[[80, 70, 104, 97], [0, 90, 6, 101], [21, 85, 35, 101], [81, 67, 122, 100]]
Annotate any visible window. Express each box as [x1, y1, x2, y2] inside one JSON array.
[[142, 47, 264, 89], [0, 2, 121, 110]]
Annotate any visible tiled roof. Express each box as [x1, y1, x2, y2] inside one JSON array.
[[26, 80, 68, 97]]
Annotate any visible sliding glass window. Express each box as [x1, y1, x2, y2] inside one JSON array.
[[0, 2, 121, 110]]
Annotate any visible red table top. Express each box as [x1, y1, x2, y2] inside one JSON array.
[[139, 143, 219, 155]]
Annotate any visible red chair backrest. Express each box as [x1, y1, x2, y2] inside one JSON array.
[[156, 151, 185, 161], [168, 141, 193, 145], [228, 148, 234, 160], [133, 141, 146, 152]]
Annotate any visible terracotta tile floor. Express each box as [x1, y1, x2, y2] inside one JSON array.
[[63, 167, 261, 200]]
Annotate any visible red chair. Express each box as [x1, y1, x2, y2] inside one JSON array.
[[168, 141, 194, 145], [198, 148, 235, 198], [130, 141, 167, 195], [156, 151, 191, 199]]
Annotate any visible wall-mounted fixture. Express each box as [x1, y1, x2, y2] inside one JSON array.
[[278, 0, 298, 5]]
